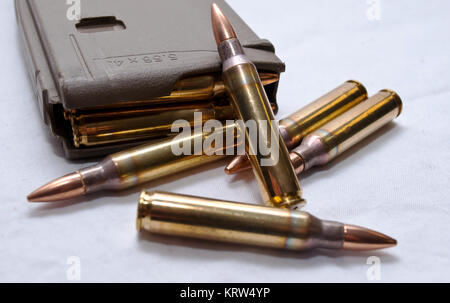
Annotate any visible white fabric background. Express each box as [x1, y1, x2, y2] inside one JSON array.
[[1, 0, 449, 282]]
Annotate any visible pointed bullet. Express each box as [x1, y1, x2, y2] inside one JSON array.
[[343, 224, 397, 250], [225, 155, 251, 175], [27, 172, 86, 202], [211, 3, 237, 46]]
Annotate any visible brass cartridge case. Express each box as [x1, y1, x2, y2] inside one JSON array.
[[69, 101, 234, 147], [279, 80, 368, 149], [80, 124, 238, 192], [223, 57, 303, 208], [212, 5, 302, 207], [137, 191, 343, 250], [291, 90, 402, 173]]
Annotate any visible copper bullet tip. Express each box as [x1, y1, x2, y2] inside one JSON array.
[[27, 172, 86, 203], [211, 3, 237, 46], [342, 224, 397, 251], [224, 155, 249, 175]]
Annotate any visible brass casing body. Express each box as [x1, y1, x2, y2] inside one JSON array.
[[137, 191, 344, 251], [80, 124, 239, 192], [224, 64, 303, 208], [292, 90, 402, 173], [69, 101, 234, 147], [279, 80, 368, 149], [221, 39, 303, 208]]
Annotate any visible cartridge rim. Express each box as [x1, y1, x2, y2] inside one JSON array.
[[346, 80, 368, 98], [380, 89, 403, 117], [136, 190, 151, 231]]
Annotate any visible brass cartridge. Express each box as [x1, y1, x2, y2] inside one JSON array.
[[80, 124, 237, 192], [27, 123, 240, 202], [137, 191, 397, 251], [212, 4, 303, 208]]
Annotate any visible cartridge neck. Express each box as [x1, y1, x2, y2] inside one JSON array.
[[218, 38, 244, 60], [291, 213, 344, 250], [292, 133, 331, 172], [79, 157, 122, 193], [218, 38, 252, 72], [278, 124, 299, 150], [315, 220, 345, 250]]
